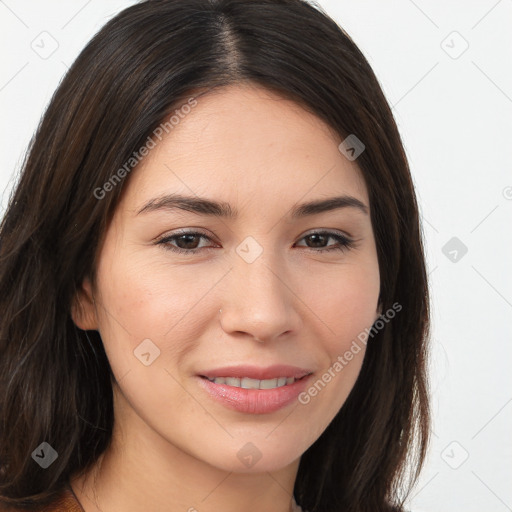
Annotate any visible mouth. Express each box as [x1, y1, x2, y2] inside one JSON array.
[[196, 365, 314, 414]]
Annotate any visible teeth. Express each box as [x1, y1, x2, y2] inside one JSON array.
[[259, 378, 278, 389], [241, 377, 260, 389], [207, 376, 296, 389]]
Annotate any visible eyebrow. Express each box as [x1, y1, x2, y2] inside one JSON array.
[[136, 193, 369, 218]]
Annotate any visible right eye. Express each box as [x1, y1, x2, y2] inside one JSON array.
[[155, 230, 217, 254]]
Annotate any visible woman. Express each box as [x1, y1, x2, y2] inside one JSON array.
[[0, 1, 430, 511]]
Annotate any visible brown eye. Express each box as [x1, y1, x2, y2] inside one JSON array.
[[295, 231, 355, 253], [156, 231, 215, 254]]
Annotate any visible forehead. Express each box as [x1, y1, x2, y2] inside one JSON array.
[[123, 83, 369, 214]]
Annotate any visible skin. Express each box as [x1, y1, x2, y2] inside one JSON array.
[[70, 83, 381, 512]]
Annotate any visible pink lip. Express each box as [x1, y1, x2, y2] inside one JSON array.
[[198, 364, 312, 380], [196, 372, 313, 415]]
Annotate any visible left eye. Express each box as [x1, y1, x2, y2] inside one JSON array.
[[156, 230, 355, 254], [295, 231, 355, 253]]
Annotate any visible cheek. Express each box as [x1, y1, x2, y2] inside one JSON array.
[[307, 258, 380, 352], [93, 251, 224, 377], [293, 259, 379, 427]]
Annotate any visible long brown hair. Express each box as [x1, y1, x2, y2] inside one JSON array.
[[0, 1, 430, 510]]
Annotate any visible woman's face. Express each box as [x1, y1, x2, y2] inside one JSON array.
[[75, 83, 380, 473]]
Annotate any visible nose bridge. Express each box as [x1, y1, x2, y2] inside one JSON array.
[[220, 234, 299, 340], [234, 235, 287, 307]]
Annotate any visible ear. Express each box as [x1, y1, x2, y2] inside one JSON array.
[[71, 276, 99, 331]]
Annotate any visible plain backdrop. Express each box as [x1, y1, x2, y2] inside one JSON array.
[[0, 1, 511, 511]]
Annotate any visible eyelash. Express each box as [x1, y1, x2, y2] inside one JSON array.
[[155, 230, 356, 255]]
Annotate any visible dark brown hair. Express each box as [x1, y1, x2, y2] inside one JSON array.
[[0, 1, 430, 511]]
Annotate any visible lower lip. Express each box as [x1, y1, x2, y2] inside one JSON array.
[[196, 375, 312, 414]]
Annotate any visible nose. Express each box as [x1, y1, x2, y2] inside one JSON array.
[[218, 254, 302, 343]]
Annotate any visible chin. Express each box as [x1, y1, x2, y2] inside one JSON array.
[[200, 438, 305, 474]]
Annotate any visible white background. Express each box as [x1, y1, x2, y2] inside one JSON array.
[[0, 1, 511, 511]]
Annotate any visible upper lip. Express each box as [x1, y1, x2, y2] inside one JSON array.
[[198, 364, 313, 380]]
